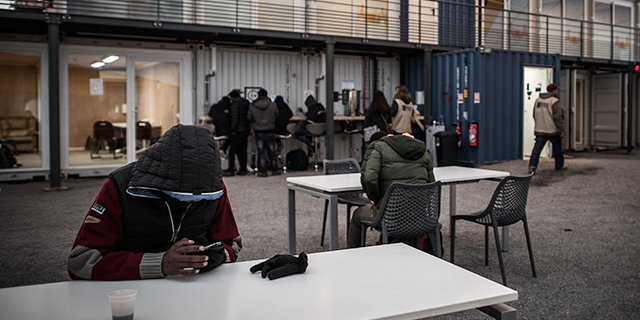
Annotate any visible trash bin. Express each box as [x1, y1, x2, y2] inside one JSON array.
[[434, 131, 459, 166]]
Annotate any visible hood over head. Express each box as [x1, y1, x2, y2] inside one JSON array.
[[127, 124, 224, 202], [252, 96, 272, 109], [539, 92, 554, 99], [380, 135, 426, 160]]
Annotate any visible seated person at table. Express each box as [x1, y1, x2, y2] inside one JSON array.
[[294, 95, 326, 154], [347, 132, 435, 248], [67, 125, 243, 281]]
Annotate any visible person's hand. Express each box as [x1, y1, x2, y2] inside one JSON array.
[[162, 238, 208, 276], [249, 253, 308, 280], [402, 132, 415, 139]]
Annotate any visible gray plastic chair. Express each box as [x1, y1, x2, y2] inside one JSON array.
[[361, 181, 442, 257], [450, 174, 535, 286], [320, 158, 372, 246]]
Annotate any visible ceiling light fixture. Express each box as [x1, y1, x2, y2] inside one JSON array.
[[91, 61, 106, 68], [102, 55, 120, 63]]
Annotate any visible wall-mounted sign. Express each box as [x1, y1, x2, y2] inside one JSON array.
[[474, 92, 480, 104]]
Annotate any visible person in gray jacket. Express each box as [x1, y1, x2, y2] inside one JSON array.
[[248, 89, 280, 177], [528, 83, 565, 174]]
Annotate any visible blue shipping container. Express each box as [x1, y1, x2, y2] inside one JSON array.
[[431, 48, 561, 166]]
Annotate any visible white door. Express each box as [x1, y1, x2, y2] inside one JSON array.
[[523, 66, 553, 158], [573, 70, 590, 151], [591, 73, 622, 147]]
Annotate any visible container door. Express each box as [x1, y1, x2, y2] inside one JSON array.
[[573, 71, 590, 151], [523, 66, 553, 158], [591, 73, 622, 147]]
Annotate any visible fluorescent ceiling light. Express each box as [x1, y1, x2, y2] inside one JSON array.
[[102, 55, 120, 63], [91, 61, 106, 68]]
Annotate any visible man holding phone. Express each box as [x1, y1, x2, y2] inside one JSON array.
[[67, 125, 242, 281]]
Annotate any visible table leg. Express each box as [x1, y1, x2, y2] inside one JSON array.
[[449, 184, 457, 219], [329, 194, 339, 251], [288, 188, 296, 255], [502, 226, 509, 252], [478, 303, 516, 320]]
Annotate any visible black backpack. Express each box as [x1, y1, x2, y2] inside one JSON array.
[[286, 148, 308, 171], [0, 144, 20, 169]]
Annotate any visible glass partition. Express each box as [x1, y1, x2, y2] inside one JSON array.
[[0, 49, 43, 170]]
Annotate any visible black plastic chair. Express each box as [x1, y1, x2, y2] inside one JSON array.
[[450, 174, 536, 286], [320, 158, 372, 246], [90, 120, 121, 159], [361, 181, 442, 257], [135, 121, 153, 150]]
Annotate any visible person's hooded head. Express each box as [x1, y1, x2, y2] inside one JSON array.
[[228, 89, 241, 99], [258, 89, 268, 98], [304, 95, 317, 109], [126, 124, 224, 202]]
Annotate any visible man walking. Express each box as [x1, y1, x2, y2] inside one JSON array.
[[248, 89, 280, 177], [224, 89, 251, 176], [528, 83, 565, 174]]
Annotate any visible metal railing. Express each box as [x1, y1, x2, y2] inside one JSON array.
[[2, 0, 638, 61]]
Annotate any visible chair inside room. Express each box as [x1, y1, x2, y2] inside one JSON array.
[[360, 181, 442, 257], [90, 120, 121, 159], [450, 174, 535, 286], [135, 121, 152, 153], [320, 158, 372, 246]]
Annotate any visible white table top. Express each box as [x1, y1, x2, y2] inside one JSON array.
[[286, 166, 510, 193], [0, 244, 516, 320]]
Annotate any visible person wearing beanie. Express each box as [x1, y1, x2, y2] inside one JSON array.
[[347, 132, 435, 248], [528, 83, 565, 174], [247, 88, 280, 177], [67, 125, 243, 280], [224, 89, 251, 176], [294, 94, 326, 155]]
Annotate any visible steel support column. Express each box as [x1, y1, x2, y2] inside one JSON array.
[[628, 71, 634, 153], [424, 46, 432, 124], [47, 16, 63, 190], [325, 37, 335, 160]]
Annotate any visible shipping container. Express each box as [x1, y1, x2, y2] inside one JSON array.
[[431, 48, 561, 166]]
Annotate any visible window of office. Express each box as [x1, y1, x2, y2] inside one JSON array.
[[565, 0, 584, 20], [511, 0, 529, 12], [542, 0, 561, 17], [614, 5, 630, 27], [594, 2, 611, 24]]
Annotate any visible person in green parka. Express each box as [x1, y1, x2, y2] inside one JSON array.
[[347, 132, 435, 248]]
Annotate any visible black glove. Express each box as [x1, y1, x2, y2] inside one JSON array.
[[249, 252, 308, 280], [187, 242, 226, 273]]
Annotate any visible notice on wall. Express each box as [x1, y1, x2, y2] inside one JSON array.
[[90, 78, 104, 96], [342, 79, 355, 90], [415, 91, 424, 105], [474, 92, 480, 104]]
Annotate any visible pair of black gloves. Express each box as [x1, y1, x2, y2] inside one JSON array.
[[250, 253, 308, 280]]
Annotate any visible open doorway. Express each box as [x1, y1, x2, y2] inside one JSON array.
[[523, 66, 553, 159]]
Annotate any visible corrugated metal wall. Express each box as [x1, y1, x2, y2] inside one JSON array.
[[432, 48, 561, 166], [377, 57, 401, 106], [404, 55, 425, 113]]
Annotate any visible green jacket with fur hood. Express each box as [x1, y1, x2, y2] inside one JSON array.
[[361, 135, 435, 210]]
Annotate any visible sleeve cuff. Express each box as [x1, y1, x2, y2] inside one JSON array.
[[140, 252, 166, 279]]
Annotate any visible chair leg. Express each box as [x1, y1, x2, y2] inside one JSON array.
[[450, 218, 456, 263], [523, 217, 537, 278], [346, 204, 353, 239], [320, 199, 329, 246], [360, 222, 367, 247], [491, 221, 507, 286], [430, 224, 443, 258], [485, 225, 489, 266]]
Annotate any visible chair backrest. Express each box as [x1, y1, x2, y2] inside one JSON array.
[[371, 181, 442, 239], [136, 121, 152, 140], [93, 121, 114, 140], [485, 175, 533, 226], [323, 158, 361, 175]]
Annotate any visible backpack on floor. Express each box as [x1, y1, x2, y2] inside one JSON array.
[[286, 148, 308, 171], [0, 143, 20, 169]]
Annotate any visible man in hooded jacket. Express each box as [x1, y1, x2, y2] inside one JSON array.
[[225, 89, 251, 176], [347, 132, 435, 248], [248, 89, 280, 177], [67, 125, 243, 281]]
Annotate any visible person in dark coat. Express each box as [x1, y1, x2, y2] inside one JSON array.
[[208, 96, 231, 153], [67, 125, 242, 280], [294, 95, 326, 154], [247, 89, 280, 177], [225, 89, 251, 177], [363, 90, 393, 134], [274, 96, 293, 135]]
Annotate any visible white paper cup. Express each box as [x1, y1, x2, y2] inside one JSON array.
[[108, 289, 137, 320]]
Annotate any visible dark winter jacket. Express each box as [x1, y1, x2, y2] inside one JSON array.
[[363, 107, 392, 134], [208, 96, 231, 136], [361, 134, 434, 209], [274, 96, 293, 135], [306, 103, 326, 123], [68, 125, 242, 281], [230, 97, 250, 133], [248, 97, 279, 133]]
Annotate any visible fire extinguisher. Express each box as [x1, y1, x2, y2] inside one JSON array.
[[455, 121, 462, 148], [469, 121, 478, 147]]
